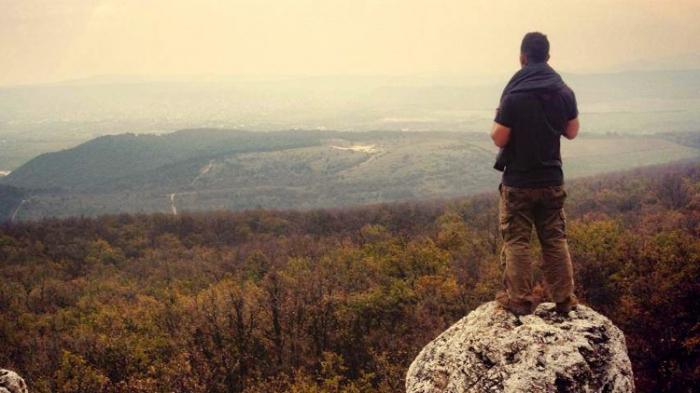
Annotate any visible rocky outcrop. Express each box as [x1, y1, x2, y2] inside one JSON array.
[[406, 302, 634, 393], [0, 370, 27, 393]]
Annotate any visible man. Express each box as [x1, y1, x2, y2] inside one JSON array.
[[491, 32, 579, 316]]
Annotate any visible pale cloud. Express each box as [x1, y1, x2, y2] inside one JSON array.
[[1, 0, 699, 85]]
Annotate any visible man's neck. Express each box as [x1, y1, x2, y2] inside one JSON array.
[[522, 61, 548, 69]]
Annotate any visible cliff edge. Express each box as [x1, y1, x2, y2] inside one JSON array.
[[406, 301, 634, 393]]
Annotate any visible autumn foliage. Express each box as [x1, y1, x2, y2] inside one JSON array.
[[1, 162, 699, 393]]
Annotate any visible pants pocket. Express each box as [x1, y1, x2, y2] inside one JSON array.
[[559, 209, 567, 232], [543, 186, 566, 210]]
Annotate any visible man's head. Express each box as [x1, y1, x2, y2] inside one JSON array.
[[520, 32, 550, 66]]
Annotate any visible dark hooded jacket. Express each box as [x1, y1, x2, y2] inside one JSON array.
[[494, 62, 577, 187]]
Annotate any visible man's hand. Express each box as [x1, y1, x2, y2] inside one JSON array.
[[563, 118, 579, 140], [491, 122, 511, 147]]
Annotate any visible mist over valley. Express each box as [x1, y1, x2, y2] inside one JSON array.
[[1, 68, 699, 172]]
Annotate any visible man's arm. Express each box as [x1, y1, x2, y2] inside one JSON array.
[[563, 117, 579, 140], [491, 122, 511, 147]]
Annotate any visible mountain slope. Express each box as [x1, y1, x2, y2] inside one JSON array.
[[2, 129, 327, 190]]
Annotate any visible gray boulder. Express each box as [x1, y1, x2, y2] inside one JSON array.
[[0, 370, 27, 393], [406, 302, 634, 393]]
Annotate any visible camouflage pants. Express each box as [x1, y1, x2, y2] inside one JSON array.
[[497, 183, 576, 314]]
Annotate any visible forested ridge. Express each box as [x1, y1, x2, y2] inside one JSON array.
[[3, 129, 698, 221], [1, 162, 699, 392]]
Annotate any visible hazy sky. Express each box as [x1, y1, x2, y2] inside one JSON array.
[[2, 0, 700, 86]]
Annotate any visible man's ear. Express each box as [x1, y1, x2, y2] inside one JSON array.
[[545, 53, 550, 62], [520, 53, 527, 66]]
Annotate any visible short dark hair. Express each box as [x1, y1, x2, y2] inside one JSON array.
[[521, 32, 549, 63]]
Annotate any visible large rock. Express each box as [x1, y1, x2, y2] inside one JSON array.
[[406, 302, 634, 393], [0, 370, 27, 393]]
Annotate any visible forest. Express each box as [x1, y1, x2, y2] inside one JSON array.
[[0, 161, 698, 393]]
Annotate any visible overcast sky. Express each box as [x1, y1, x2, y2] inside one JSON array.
[[2, 0, 699, 86]]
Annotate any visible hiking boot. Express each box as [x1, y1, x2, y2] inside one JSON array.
[[555, 294, 579, 314], [496, 291, 537, 316]]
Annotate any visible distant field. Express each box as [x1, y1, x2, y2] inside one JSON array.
[[1, 130, 698, 221], [562, 137, 700, 177], [473, 135, 700, 178]]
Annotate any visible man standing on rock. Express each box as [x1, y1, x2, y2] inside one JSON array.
[[490, 32, 579, 316]]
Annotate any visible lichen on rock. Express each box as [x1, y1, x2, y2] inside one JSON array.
[[406, 301, 634, 393], [0, 370, 28, 393]]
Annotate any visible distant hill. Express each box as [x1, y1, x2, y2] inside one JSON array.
[[1, 129, 698, 221], [3, 129, 327, 190]]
